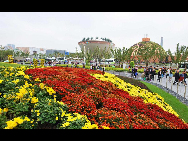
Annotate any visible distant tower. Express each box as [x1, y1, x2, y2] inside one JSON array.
[[160, 37, 163, 47]]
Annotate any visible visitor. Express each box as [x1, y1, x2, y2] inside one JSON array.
[[131, 67, 134, 78], [102, 67, 105, 74], [144, 67, 149, 80], [183, 69, 187, 86], [173, 69, 180, 85], [166, 68, 169, 78], [48, 61, 52, 66], [149, 66, 153, 81], [169, 68, 173, 82], [157, 69, 162, 82], [141, 72, 145, 80], [151, 67, 156, 81], [134, 66, 138, 78]]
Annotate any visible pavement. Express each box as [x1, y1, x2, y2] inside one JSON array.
[[105, 70, 188, 101]]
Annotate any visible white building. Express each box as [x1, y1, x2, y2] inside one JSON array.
[[16, 47, 46, 55]]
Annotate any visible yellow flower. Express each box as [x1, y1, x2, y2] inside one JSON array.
[[39, 83, 45, 89], [46, 87, 56, 95], [16, 71, 25, 76], [3, 108, 8, 113], [24, 116, 30, 122], [0, 80, 3, 84], [56, 117, 58, 120], [30, 92, 34, 97], [67, 116, 77, 122], [16, 92, 24, 99], [35, 78, 41, 82], [62, 122, 70, 127], [0, 108, 3, 114], [19, 87, 28, 95], [102, 126, 110, 129], [61, 111, 66, 118], [35, 110, 40, 116], [24, 81, 30, 88], [24, 75, 30, 79], [31, 97, 38, 104], [12, 79, 19, 84], [14, 117, 24, 124], [82, 122, 98, 129], [57, 101, 64, 105], [4, 120, 18, 129]]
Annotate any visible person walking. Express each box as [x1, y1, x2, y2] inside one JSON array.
[[166, 68, 169, 78], [151, 67, 156, 81], [183, 69, 187, 86], [157, 69, 162, 82], [173, 69, 180, 85], [134, 66, 138, 78], [168, 68, 173, 82], [149, 66, 153, 81]]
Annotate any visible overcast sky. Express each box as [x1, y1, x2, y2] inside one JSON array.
[[0, 12, 188, 53]]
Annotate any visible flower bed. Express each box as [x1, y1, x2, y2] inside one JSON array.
[[0, 65, 188, 129], [0, 66, 100, 129], [24, 66, 188, 129]]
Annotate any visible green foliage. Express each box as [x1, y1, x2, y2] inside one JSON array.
[[168, 44, 188, 67], [0, 49, 13, 62], [130, 61, 134, 68], [0, 66, 92, 129]]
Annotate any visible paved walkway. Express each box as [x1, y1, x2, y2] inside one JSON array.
[[105, 70, 188, 101]]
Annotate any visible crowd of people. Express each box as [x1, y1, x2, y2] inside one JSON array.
[[131, 66, 187, 86]]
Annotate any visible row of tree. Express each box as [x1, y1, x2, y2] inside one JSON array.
[[111, 42, 188, 68], [2, 42, 187, 68]]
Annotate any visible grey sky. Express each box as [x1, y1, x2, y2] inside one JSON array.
[[0, 12, 188, 53]]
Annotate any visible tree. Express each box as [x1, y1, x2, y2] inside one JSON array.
[[130, 61, 134, 68], [126, 47, 134, 63], [168, 44, 188, 68], [180, 45, 188, 64], [103, 46, 112, 59], [111, 47, 127, 67], [158, 47, 167, 64], [0, 49, 13, 61]]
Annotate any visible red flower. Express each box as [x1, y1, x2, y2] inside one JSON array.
[[25, 66, 188, 129]]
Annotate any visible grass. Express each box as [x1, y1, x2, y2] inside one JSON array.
[[141, 81, 188, 123], [0, 62, 27, 67]]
